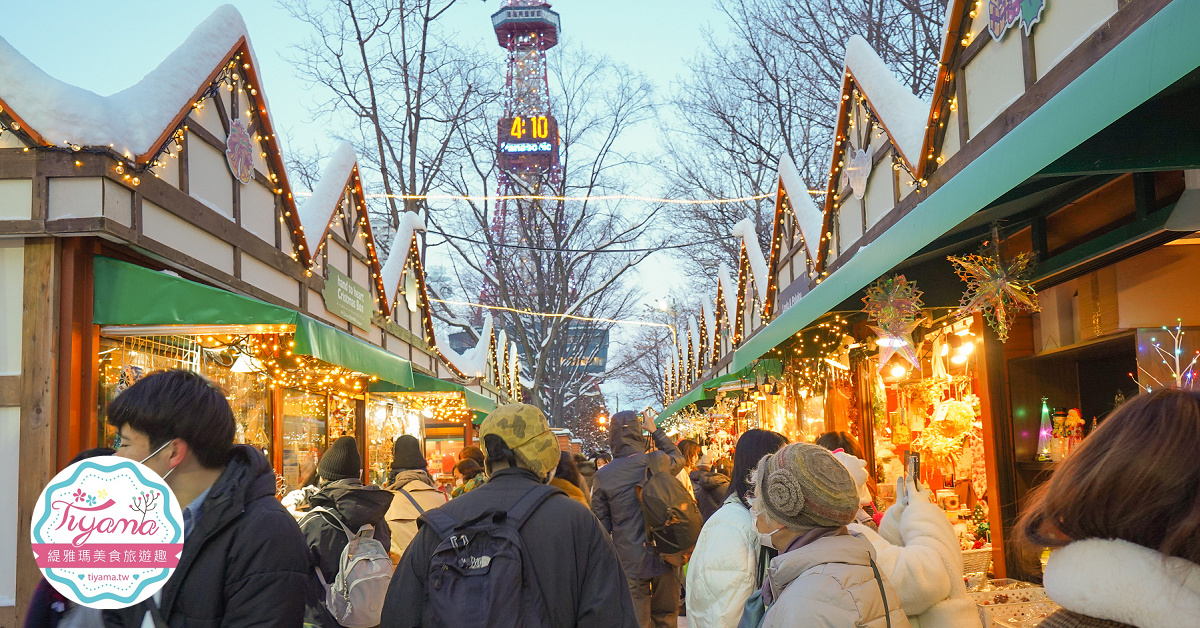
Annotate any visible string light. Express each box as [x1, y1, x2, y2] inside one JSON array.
[[294, 190, 825, 204]]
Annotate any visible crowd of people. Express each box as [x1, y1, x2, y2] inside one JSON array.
[[24, 368, 1200, 628]]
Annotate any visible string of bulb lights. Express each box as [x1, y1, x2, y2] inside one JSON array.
[[293, 190, 826, 203], [428, 297, 679, 347]]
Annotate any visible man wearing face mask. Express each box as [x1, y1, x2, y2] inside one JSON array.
[[381, 403, 637, 627], [102, 369, 309, 628]]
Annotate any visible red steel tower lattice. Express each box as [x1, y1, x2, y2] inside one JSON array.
[[482, 1, 563, 308]]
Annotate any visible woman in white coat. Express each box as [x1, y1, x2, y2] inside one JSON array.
[[685, 429, 787, 628], [833, 452, 981, 628]]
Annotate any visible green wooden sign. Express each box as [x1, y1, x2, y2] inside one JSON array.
[[322, 266, 373, 330]]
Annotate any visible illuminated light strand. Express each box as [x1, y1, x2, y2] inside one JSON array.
[[429, 298, 679, 347], [293, 190, 825, 204]]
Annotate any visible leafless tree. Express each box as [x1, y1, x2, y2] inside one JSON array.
[[283, 0, 500, 255], [606, 301, 699, 411], [430, 45, 659, 422], [662, 0, 944, 284]]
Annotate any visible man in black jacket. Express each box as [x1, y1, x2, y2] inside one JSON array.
[[381, 403, 637, 628], [591, 411, 685, 628], [690, 450, 731, 523], [103, 369, 309, 627], [300, 435, 393, 627]]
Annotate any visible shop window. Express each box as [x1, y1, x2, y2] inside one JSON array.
[[328, 393, 357, 439], [282, 389, 327, 492], [366, 395, 424, 486]]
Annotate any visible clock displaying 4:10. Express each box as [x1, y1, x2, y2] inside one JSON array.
[[506, 115, 556, 140]]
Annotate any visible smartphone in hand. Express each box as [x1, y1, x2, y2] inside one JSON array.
[[906, 451, 921, 482]]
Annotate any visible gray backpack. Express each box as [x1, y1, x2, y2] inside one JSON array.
[[300, 507, 393, 628]]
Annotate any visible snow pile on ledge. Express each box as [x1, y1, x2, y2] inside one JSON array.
[[0, 5, 256, 158], [701, 303, 715, 348], [844, 35, 930, 167], [380, 212, 428, 304], [297, 141, 357, 242], [778, 154, 825, 265], [718, 264, 738, 326], [732, 217, 769, 304], [688, 317, 700, 361], [437, 313, 493, 379]]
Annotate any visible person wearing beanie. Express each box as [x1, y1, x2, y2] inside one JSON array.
[[832, 455, 982, 628], [591, 410, 686, 628], [384, 434, 447, 562], [300, 436, 394, 627], [382, 404, 638, 628], [749, 443, 910, 628]]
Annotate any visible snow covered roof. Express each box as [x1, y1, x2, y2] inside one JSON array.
[[718, 264, 738, 326], [0, 5, 258, 159], [297, 141, 357, 243], [843, 35, 930, 167], [778, 154, 824, 265], [732, 217, 769, 304], [436, 313, 494, 379], [379, 212, 428, 306], [701, 303, 715, 347], [688, 316, 700, 361]]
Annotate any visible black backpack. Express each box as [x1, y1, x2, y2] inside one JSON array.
[[636, 462, 702, 564], [419, 483, 562, 628]]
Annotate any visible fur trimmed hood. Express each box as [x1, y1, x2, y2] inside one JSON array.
[[1044, 538, 1200, 628]]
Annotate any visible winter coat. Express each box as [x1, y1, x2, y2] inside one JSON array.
[[550, 476, 589, 506], [381, 467, 639, 628], [690, 467, 731, 523], [102, 445, 310, 628], [384, 469, 447, 558], [849, 497, 981, 628], [591, 412, 685, 580], [578, 459, 597, 491], [1038, 538, 1200, 628], [685, 495, 760, 628], [762, 530, 910, 628], [300, 479, 395, 627]]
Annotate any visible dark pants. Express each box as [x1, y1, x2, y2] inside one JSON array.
[[628, 568, 679, 628]]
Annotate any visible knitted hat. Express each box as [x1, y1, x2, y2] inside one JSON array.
[[480, 404, 559, 476], [318, 436, 361, 481], [390, 434, 426, 471], [754, 442, 859, 530]]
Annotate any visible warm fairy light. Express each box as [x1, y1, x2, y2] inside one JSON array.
[[890, 364, 907, 378]]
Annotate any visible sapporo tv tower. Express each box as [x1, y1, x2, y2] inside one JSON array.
[[482, 0, 562, 307]]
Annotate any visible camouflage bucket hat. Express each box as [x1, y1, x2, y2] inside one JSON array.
[[480, 404, 559, 476]]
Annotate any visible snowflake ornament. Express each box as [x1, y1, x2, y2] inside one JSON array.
[[949, 249, 1040, 343], [862, 275, 924, 371]]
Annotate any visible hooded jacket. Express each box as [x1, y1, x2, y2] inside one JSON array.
[[300, 479, 394, 627], [849, 500, 980, 628], [384, 468, 447, 558], [762, 531, 910, 628], [690, 467, 731, 523], [685, 495, 760, 628], [381, 467, 639, 628], [590, 411, 685, 580], [1037, 538, 1200, 628], [102, 445, 310, 628]]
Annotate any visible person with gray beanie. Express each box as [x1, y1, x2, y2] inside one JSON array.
[[384, 434, 447, 563], [300, 436, 394, 627], [749, 442, 910, 628]]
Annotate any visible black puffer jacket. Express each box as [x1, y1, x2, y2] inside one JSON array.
[[690, 467, 731, 523], [590, 410, 684, 580], [381, 467, 638, 628], [300, 479, 394, 627], [103, 445, 309, 627]]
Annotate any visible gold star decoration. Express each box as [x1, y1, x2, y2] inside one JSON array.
[[948, 250, 1040, 342]]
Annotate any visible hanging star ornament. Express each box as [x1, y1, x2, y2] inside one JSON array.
[[863, 275, 924, 371], [949, 250, 1040, 342]]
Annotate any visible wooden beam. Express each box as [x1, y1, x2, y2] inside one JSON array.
[[1133, 171, 1156, 221], [0, 148, 36, 179], [959, 29, 989, 69], [178, 131, 190, 195], [56, 238, 97, 469], [1021, 31, 1038, 90], [18, 238, 59, 620], [955, 74, 971, 148], [186, 115, 227, 154]]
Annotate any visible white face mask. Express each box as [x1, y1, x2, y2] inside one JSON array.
[[141, 439, 177, 481], [749, 504, 783, 549]]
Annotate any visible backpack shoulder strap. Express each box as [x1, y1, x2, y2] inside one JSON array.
[[302, 506, 354, 542], [419, 507, 462, 541], [506, 483, 563, 528], [398, 488, 426, 515]]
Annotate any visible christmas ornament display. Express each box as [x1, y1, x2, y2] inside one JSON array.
[[862, 275, 924, 371], [225, 117, 254, 184], [987, 0, 1046, 41], [949, 233, 1040, 343]]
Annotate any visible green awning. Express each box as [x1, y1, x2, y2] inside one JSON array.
[[730, 0, 1200, 374], [94, 256, 414, 388], [655, 360, 779, 425], [369, 372, 497, 420]]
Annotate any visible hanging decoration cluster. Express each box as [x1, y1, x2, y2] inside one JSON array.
[[948, 235, 1040, 342], [863, 275, 924, 371]]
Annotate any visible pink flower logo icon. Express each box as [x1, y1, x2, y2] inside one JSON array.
[[72, 489, 86, 502]]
